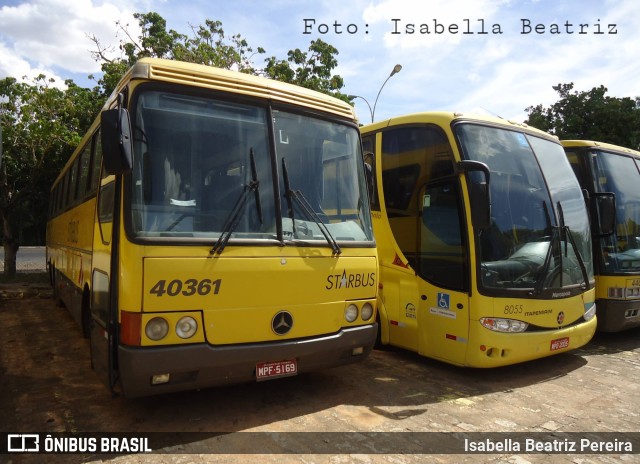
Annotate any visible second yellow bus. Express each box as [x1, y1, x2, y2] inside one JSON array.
[[361, 112, 597, 367]]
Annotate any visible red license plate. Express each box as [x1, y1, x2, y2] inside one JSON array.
[[256, 359, 298, 381], [550, 337, 570, 351]]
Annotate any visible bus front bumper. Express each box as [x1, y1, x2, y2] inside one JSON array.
[[117, 323, 377, 398], [596, 299, 640, 332], [463, 316, 597, 367]]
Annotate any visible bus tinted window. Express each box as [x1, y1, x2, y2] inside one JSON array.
[[77, 143, 91, 199], [457, 124, 592, 292], [130, 91, 274, 238], [591, 151, 640, 273], [89, 130, 103, 191], [380, 125, 462, 288]]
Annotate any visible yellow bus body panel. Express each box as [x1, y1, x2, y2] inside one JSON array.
[[140, 255, 377, 345]]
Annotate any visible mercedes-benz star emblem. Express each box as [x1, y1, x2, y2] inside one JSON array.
[[272, 311, 293, 335]]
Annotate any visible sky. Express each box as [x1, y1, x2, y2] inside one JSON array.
[[0, 0, 638, 124]]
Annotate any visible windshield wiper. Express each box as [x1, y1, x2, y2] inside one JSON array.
[[281, 157, 341, 255], [532, 224, 559, 296], [557, 201, 591, 290], [532, 201, 590, 295], [209, 148, 262, 255]]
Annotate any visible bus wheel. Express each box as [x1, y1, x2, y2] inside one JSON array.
[[374, 314, 383, 348], [51, 267, 64, 307], [81, 287, 91, 339]]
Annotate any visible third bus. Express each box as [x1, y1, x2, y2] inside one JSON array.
[[563, 139, 640, 332]]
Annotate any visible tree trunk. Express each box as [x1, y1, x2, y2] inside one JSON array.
[[2, 212, 18, 277]]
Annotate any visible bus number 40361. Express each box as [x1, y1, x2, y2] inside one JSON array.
[[149, 278, 222, 297]]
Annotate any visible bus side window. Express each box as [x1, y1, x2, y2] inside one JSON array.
[[77, 144, 91, 201], [88, 130, 103, 194]]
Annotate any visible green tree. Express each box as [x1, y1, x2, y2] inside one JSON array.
[[89, 12, 264, 97], [90, 12, 349, 103], [263, 39, 349, 103], [525, 83, 640, 150], [0, 76, 101, 276]]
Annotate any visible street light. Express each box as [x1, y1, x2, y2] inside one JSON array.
[[349, 64, 402, 124], [372, 64, 402, 123], [349, 95, 373, 123]]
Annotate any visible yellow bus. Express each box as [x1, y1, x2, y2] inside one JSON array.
[[562, 140, 640, 332], [361, 112, 597, 367], [46, 58, 378, 397]]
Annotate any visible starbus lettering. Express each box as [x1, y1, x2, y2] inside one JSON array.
[[325, 270, 376, 290]]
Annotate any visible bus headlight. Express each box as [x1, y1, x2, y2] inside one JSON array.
[[345, 304, 358, 323], [176, 316, 198, 339], [480, 318, 528, 333], [361, 302, 374, 321], [626, 287, 640, 299], [608, 287, 624, 299], [584, 302, 596, 321], [145, 317, 169, 340]]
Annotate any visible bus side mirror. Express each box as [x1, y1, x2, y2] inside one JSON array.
[[363, 152, 375, 204], [592, 192, 616, 237], [458, 160, 491, 230], [101, 107, 133, 175]]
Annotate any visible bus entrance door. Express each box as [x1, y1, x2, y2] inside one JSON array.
[[417, 282, 469, 365], [89, 176, 119, 392], [415, 182, 470, 365]]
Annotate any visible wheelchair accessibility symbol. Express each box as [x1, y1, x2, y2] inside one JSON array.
[[438, 292, 450, 309]]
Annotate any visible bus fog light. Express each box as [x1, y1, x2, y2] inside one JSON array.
[[152, 374, 170, 385], [480, 318, 528, 333], [584, 302, 596, 321], [361, 303, 374, 321], [345, 304, 358, 322], [176, 316, 198, 339], [145, 317, 169, 340]]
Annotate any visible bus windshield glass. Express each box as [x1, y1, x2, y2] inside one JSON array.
[[129, 88, 373, 244], [456, 124, 593, 294], [590, 150, 640, 273]]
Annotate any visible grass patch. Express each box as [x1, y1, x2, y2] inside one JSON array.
[[0, 272, 50, 285]]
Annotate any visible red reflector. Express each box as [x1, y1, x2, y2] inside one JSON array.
[[120, 311, 142, 346], [446, 334, 456, 340], [390, 320, 399, 326]]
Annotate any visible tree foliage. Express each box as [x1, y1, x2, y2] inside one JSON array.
[[525, 83, 640, 150], [263, 39, 349, 103], [0, 76, 101, 275], [89, 12, 348, 103], [89, 12, 266, 97]]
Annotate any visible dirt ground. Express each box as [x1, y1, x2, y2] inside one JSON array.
[[1, 292, 639, 464]]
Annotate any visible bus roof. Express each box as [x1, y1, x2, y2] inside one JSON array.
[[561, 139, 640, 158], [360, 111, 558, 141], [105, 57, 356, 121]]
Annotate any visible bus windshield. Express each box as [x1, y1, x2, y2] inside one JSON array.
[[456, 124, 593, 294], [590, 150, 640, 273], [128, 88, 373, 244]]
